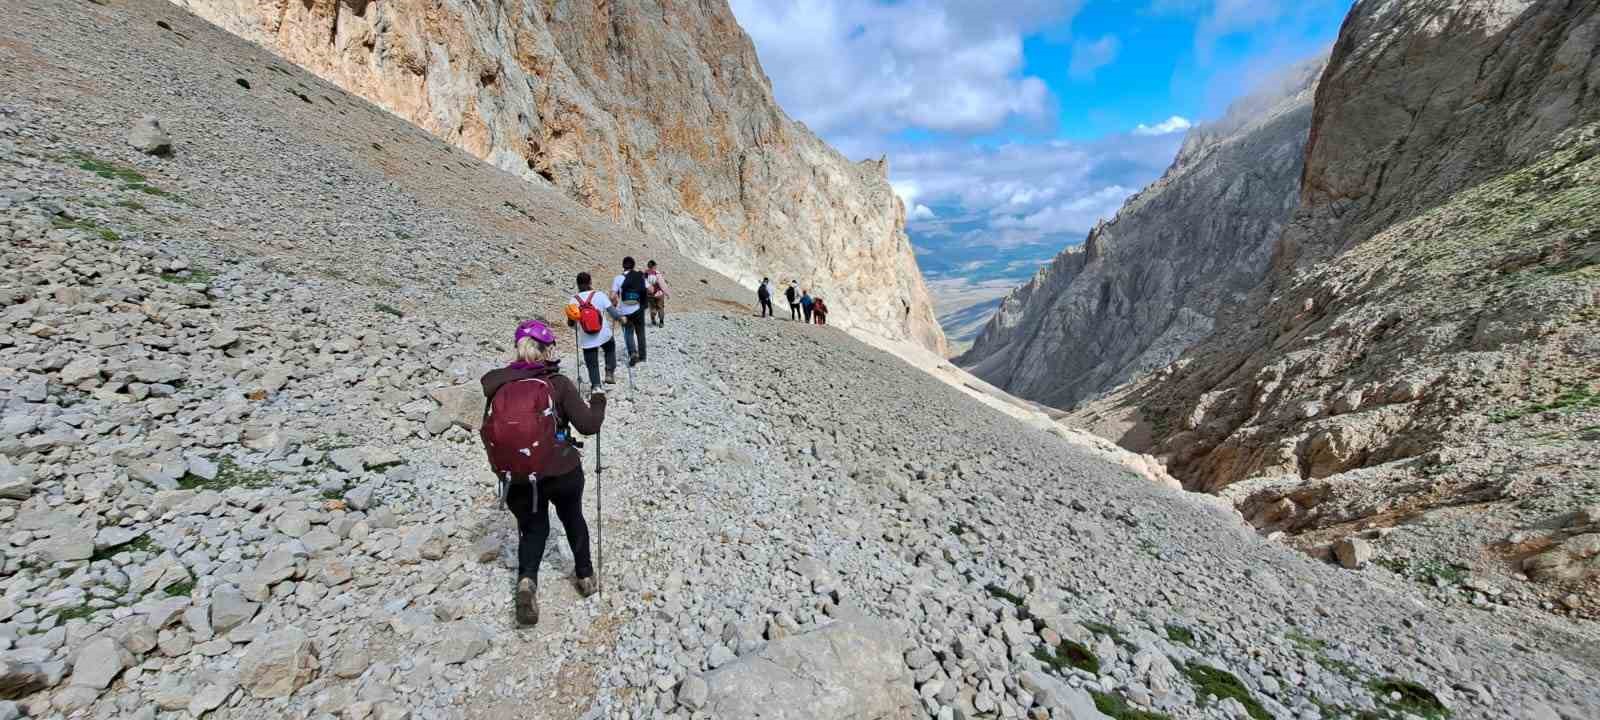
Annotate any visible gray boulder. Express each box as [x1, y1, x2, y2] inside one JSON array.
[[127, 115, 173, 155], [210, 586, 259, 634], [701, 611, 916, 718], [69, 636, 129, 690], [429, 384, 485, 431], [238, 626, 319, 698]]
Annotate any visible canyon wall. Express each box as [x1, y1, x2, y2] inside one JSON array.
[[960, 58, 1322, 408], [176, 0, 946, 353]]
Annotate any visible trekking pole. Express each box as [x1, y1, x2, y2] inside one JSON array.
[[595, 430, 603, 595]]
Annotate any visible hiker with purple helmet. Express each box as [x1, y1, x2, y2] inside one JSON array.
[[479, 318, 605, 627]]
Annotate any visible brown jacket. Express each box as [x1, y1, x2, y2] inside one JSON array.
[[479, 362, 605, 478]]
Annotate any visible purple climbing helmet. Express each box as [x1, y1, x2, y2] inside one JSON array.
[[514, 319, 556, 346]]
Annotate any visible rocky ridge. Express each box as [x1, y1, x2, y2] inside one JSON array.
[[171, 0, 947, 355], [2, 1, 1600, 720], [959, 57, 1322, 409], [1069, 0, 1600, 613]]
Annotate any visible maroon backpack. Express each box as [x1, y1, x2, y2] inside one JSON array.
[[480, 377, 563, 482]]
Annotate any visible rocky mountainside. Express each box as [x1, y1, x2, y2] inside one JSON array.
[[170, 0, 947, 355], [4, 1, 1600, 719], [1073, 0, 1600, 611], [959, 58, 1323, 409]]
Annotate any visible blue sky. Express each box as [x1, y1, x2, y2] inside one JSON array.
[[730, 0, 1351, 326]]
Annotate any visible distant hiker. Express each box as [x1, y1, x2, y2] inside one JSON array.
[[757, 276, 774, 317], [813, 297, 829, 325], [800, 289, 814, 324], [565, 272, 616, 388], [645, 260, 667, 328], [785, 281, 800, 320], [611, 256, 648, 365], [479, 319, 605, 627]]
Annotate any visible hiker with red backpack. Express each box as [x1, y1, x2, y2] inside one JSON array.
[[565, 272, 617, 389], [645, 259, 667, 327], [479, 319, 605, 627]]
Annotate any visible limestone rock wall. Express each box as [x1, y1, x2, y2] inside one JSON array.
[[1124, 0, 1600, 491], [174, 0, 946, 353], [959, 58, 1322, 408]]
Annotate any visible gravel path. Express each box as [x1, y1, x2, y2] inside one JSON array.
[[1, 1, 1597, 719]]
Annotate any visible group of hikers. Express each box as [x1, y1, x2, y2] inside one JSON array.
[[757, 278, 829, 325], [477, 256, 668, 626], [477, 257, 848, 627]]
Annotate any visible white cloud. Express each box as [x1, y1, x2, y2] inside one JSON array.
[[891, 179, 923, 207], [1132, 115, 1193, 135], [889, 128, 1185, 250], [729, 0, 1081, 145], [909, 204, 937, 221], [994, 185, 1135, 234], [1068, 35, 1120, 81]]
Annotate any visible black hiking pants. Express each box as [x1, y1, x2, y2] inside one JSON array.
[[789, 303, 801, 320], [802, 305, 813, 323], [581, 338, 616, 387], [621, 307, 647, 361], [504, 468, 592, 584], [759, 297, 773, 317]]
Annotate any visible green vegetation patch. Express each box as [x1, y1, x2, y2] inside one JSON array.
[[163, 579, 196, 598], [1181, 664, 1270, 720], [178, 457, 274, 491], [1491, 385, 1600, 423], [1286, 629, 1327, 652], [51, 214, 120, 242], [1081, 620, 1137, 651], [51, 603, 98, 622], [1371, 678, 1451, 719], [984, 583, 1024, 606], [1165, 623, 1196, 647], [1317, 655, 1365, 682], [374, 302, 405, 318], [1375, 556, 1469, 586], [69, 152, 189, 203], [90, 533, 153, 562], [1091, 690, 1172, 720], [1033, 638, 1099, 674], [159, 266, 217, 285]]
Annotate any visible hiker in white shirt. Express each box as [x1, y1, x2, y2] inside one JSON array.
[[610, 256, 649, 365], [565, 272, 617, 387]]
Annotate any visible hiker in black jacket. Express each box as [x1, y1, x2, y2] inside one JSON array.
[[785, 281, 800, 320], [758, 277, 774, 317]]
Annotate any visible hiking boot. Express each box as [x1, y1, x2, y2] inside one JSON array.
[[575, 575, 598, 597], [604, 369, 616, 384], [628, 353, 639, 367], [514, 577, 538, 627]]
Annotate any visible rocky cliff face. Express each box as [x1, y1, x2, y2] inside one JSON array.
[[1074, 0, 1600, 601], [959, 59, 1322, 408], [173, 0, 946, 353]]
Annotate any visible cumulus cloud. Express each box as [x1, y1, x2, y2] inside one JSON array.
[[1069, 35, 1120, 81], [890, 127, 1185, 252], [1132, 115, 1193, 135], [729, 0, 1080, 147], [908, 204, 938, 221], [994, 185, 1135, 232]]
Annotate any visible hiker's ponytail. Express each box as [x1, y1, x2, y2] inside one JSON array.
[[516, 337, 554, 365]]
